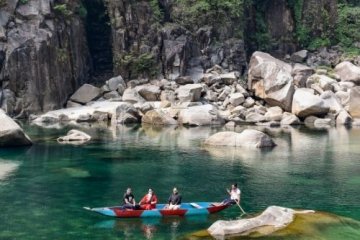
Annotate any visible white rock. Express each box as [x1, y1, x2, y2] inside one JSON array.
[[178, 104, 224, 126], [208, 206, 314, 237], [265, 106, 283, 121], [136, 85, 161, 101], [281, 112, 301, 125], [122, 88, 146, 103], [57, 130, 91, 144], [306, 74, 337, 91], [336, 110, 352, 126], [320, 91, 343, 114], [248, 51, 295, 111], [229, 93, 245, 106], [243, 97, 255, 108], [245, 112, 266, 123], [176, 84, 203, 102], [334, 61, 360, 84], [292, 88, 329, 118], [0, 109, 32, 147], [204, 129, 276, 148]]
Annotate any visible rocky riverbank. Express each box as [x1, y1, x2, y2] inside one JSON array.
[[31, 51, 360, 131]]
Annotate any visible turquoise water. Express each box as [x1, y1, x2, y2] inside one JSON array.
[[0, 124, 359, 239]]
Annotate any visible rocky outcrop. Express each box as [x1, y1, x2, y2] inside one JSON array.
[[292, 88, 329, 118], [208, 206, 315, 238], [248, 51, 294, 111], [176, 84, 203, 103], [0, 109, 32, 147], [0, 1, 91, 116], [204, 130, 276, 148], [57, 129, 91, 144]]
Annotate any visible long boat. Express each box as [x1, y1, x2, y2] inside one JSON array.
[[84, 202, 230, 218]]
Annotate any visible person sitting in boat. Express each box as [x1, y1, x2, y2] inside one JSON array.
[[165, 187, 182, 210], [139, 188, 158, 210], [221, 183, 241, 205], [122, 187, 138, 209]]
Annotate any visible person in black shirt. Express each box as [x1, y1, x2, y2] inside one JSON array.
[[166, 187, 182, 210], [123, 188, 137, 209]]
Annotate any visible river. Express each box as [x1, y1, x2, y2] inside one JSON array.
[[0, 123, 359, 239]]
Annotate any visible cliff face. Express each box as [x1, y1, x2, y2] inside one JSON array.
[[0, 0, 358, 116], [0, 0, 91, 117]]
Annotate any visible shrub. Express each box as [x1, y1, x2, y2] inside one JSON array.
[[53, 4, 73, 17]]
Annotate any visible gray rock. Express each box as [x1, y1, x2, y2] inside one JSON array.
[[136, 85, 161, 101], [306, 74, 337, 91], [107, 75, 126, 91], [0, 109, 32, 147], [281, 112, 301, 125], [292, 64, 315, 88], [175, 76, 194, 85], [229, 93, 245, 107], [290, 50, 308, 63], [320, 91, 343, 114], [103, 91, 121, 100], [336, 110, 352, 126], [314, 118, 333, 128], [70, 84, 101, 104], [304, 116, 319, 126], [178, 104, 224, 126], [349, 87, 360, 118], [208, 206, 313, 237], [246, 112, 266, 123], [66, 101, 83, 108], [176, 84, 203, 102], [248, 51, 295, 111], [122, 88, 146, 104], [142, 109, 177, 125], [204, 129, 276, 148], [243, 97, 255, 108], [292, 88, 329, 118], [335, 61, 360, 84], [265, 106, 283, 121]]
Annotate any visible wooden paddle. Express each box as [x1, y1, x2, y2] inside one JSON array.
[[226, 189, 247, 215]]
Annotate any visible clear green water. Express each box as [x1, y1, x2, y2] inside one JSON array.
[[0, 124, 359, 239]]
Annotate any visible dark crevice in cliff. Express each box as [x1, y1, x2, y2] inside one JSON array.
[[83, 0, 113, 83]]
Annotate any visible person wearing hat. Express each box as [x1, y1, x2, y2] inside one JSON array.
[[166, 187, 182, 210], [139, 188, 158, 210]]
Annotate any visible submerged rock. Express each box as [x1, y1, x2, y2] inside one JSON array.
[[204, 129, 276, 148], [208, 206, 314, 237], [57, 129, 91, 144], [0, 109, 32, 147]]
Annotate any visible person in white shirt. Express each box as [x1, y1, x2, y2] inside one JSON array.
[[221, 183, 241, 205]]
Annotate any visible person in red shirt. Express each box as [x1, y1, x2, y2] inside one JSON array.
[[139, 188, 158, 210]]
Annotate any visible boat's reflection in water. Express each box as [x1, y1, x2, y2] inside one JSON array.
[[94, 215, 210, 239]]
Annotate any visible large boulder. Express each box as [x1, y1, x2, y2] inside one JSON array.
[[208, 206, 314, 237], [336, 110, 352, 126], [178, 104, 224, 126], [334, 61, 360, 84], [349, 87, 360, 118], [70, 84, 101, 104], [248, 51, 295, 111], [176, 84, 203, 102], [135, 85, 161, 101], [292, 88, 329, 118], [204, 130, 276, 148], [142, 109, 177, 125], [265, 106, 283, 121], [57, 130, 91, 144], [0, 109, 32, 147]]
